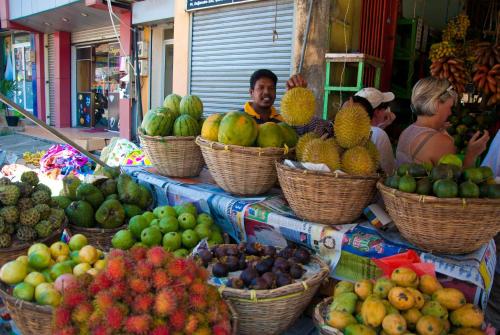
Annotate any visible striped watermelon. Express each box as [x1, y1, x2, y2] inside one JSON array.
[[173, 114, 200, 136], [141, 107, 175, 136], [180, 95, 203, 120], [163, 93, 181, 118]]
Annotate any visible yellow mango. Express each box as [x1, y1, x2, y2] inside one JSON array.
[[382, 299, 400, 315], [421, 301, 448, 321], [392, 267, 419, 288], [452, 327, 485, 335], [402, 308, 422, 330], [344, 324, 377, 335], [361, 296, 387, 328], [355, 279, 373, 300], [374, 277, 396, 299], [449, 303, 484, 328], [432, 288, 466, 310], [388, 287, 415, 310], [407, 288, 425, 309], [382, 313, 407, 335], [419, 275, 443, 295], [334, 281, 354, 297], [325, 310, 357, 330], [355, 300, 363, 314], [416, 315, 444, 335]]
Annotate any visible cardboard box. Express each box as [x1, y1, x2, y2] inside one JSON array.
[[73, 138, 107, 151]]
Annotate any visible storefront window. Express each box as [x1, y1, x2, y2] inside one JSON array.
[[12, 33, 33, 112]]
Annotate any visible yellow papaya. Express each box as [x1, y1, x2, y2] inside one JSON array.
[[421, 301, 448, 321], [419, 275, 443, 295], [355, 279, 373, 300], [402, 308, 422, 330], [388, 287, 415, 310], [432, 288, 466, 310], [374, 277, 396, 299], [361, 296, 387, 328], [416, 315, 444, 335], [334, 281, 355, 297], [344, 324, 377, 335], [330, 292, 358, 314], [392, 267, 419, 288], [325, 310, 357, 330], [382, 313, 407, 335], [407, 288, 425, 309], [383, 299, 401, 315], [452, 327, 485, 335], [449, 303, 484, 328]]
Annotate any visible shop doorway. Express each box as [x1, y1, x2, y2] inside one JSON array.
[[12, 34, 33, 113], [162, 29, 174, 98]]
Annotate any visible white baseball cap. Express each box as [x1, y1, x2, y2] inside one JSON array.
[[355, 88, 395, 109]]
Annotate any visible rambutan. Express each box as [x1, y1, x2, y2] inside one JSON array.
[[108, 248, 126, 259], [54, 326, 77, 335], [189, 294, 207, 311], [172, 285, 187, 301], [184, 314, 199, 334], [193, 327, 211, 335], [147, 246, 168, 267], [154, 289, 177, 317], [88, 310, 103, 326], [153, 269, 172, 289], [167, 258, 188, 277], [136, 260, 154, 278], [128, 276, 151, 294], [53, 307, 72, 328], [109, 280, 127, 299], [89, 272, 113, 295], [178, 272, 195, 286], [206, 285, 220, 302], [196, 267, 209, 281], [124, 314, 152, 334], [94, 290, 115, 313], [106, 257, 127, 281], [212, 321, 231, 335], [169, 310, 186, 331], [190, 280, 206, 296], [133, 293, 154, 314], [106, 306, 125, 330], [62, 289, 87, 308], [130, 245, 148, 261], [91, 324, 110, 335], [151, 325, 171, 335], [71, 301, 93, 323]]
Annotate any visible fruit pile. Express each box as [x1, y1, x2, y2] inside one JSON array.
[[60, 171, 152, 229], [0, 171, 66, 248], [0, 234, 105, 307], [52, 246, 233, 335], [472, 61, 500, 106], [324, 267, 485, 335], [141, 93, 205, 137], [296, 103, 379, 176], [203, 243, 312, 290], [447, 108, 497, 154], [442, 13, 470, 42], [384, 155, 499, 199], [429, 42, 457, 62], [429, 57, 467, 94], [112, 202, 224, 257], [22, 150, 46, 167]]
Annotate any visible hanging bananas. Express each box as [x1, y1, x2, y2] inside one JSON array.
[[472, 64, 500, 106], [430, 57, 467, 94]]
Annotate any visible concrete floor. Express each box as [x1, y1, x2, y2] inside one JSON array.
[[0, 132, 55, 164]]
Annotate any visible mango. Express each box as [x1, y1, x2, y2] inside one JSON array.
[[382, 314, 407, 335], [442, 319, 450, 333], [449, 303, 484, 328], [355, 300, 363, 314], [374, 278, 396, 299], [382, 300, 400, 315], [344, 324, 377, 335], [432, 288, 466, 310], [391, 267, 419, 288], [355, 279, 373, 300], [416, 315, 444, 335], [419, 275, 443, 295], [388, 287, 415, 310], [407, 288, 425, 309], [452, 327, 485, 335], [334, 281, 355, 297], [421, 301, 448, 320], [326, 310, 357, 330], [402, 308, 422, 330], [330, 292, 358, 314], [361, 296, 387, 328]]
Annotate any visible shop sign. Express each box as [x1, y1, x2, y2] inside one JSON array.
[[186, 0, 255, 11]]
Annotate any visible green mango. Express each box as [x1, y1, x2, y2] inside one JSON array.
[[330, 292, 358, 314]]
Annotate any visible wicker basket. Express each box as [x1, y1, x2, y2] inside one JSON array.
[[216, 253, 330, 335], [377, 182, 500, 254], [0, 282, 52, 335], [313, 297, 344, 335], [276, 161, 379, 225], [196, 136, 287, 196], [139, 129, 204, 177], [0, 228, 63, 263], [68, 224, 125, 251]]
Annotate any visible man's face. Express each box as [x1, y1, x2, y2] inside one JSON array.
[[250, 77, 276, 110]]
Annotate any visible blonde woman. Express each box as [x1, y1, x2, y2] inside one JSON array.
[[396, 77, 489, 168]]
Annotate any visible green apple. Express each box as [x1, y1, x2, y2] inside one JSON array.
[[154, 205, 177, 219], [150, 219, 159, 227], [128, 215, 149, 239], [140, 226, 162, 247], [162, 232, 182, 252], [173, 248, 190, 258], [197, 213, 214, 226], [194, 223, 212, 240], [112, 229, 135, 250], [178, 213, 196, 230], [142, 211, 156, 223], [175, 203, 197, 217], [68, 234, 88, 251], [181, 229, 200, 249], [159, 216, 179, 233]]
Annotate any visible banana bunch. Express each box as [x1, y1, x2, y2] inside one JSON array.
[[429, 42, 456, 62], [430, 57, 467, 94], [474, 42, 500, 67], [23, 150, 46, 167], [472, 64, 500, 106], [442, 13, 470, 41]]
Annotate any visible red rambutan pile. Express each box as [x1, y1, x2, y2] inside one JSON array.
[[154, 289, 178, 316], [133, 293, 154, 314], [124, 314, 152, 334], [136, 260, 154, 278], [106, 257, 127, 281], [147, 246, 168, 267]]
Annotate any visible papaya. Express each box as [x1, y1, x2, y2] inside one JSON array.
[[330, 292, 358, 314], [382, 314, 407, 335], [407, 288, 425, 309], [218, 111, 258, 147], [325, 310, 357, 330], [361, 296, 387, 328], [419, 275, 443, 295], [452, 327, 485, 335], [449, 304, 484, 328], [391, 267, 419, 288], [421, 301, 448, 321], [334, 281, 355, 297], [278, 122, 299, 148], [344, 324, 377, 335], [416, 315, 444, 335], [402, 308, 422, 330], [355, 279, 373, 300], [201, 113, 224, 141], [374, 278, 396, 299], [382, 300, 400, 315], [257, 122, 285, 148], [432, 288, 466, 311], [388, 287, 415, 310]]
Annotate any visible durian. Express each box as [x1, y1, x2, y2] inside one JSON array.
[[296, 132, 320, 161], [326, 137, 344, 155], [334, 104, 371, 149], [365, 141, 380, 169], [341, 146, 377, 176], [280, 87, 316, 126], [302, 138, 341, 171]]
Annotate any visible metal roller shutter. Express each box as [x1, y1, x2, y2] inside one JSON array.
[[71, 26, 119, 45], [47, 34, 56, 127], [190, 0, 294, 115]]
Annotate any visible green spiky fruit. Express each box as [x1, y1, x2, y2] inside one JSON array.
[[34, 204, 51, 220], [334, 104, 371, 149], [76, 184, 104, 209], [0, 233, 12, 248], [35, 221, 53, 238], [4, 224, 14, 235], [0, 184, 21, 206], [0, 206, 19, 225], [16, 225, 37, 242], [341, 146, 377, 176], [17, 198, 34, 211], [32, 190, 51, 205], [280, 87, 316, 126], [35, 184, 52, 196], [365, 141, 380, 169], [0, 217, 5, 234], [51, 196, 72, 209], [20, 208, 41, 226], [21, 171, 39, 186], [0, 177, 11, 186], [301, 138, 341, 171], [15, 182, 33, 197], [296, 132, 320, 161]]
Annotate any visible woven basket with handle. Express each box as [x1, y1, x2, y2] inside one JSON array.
[[196, 136, 287, 196], [377, 181, 500, 254], [313, 296, 344, 335], [139, 129, 204, 177], [276, 161, 379, 225]]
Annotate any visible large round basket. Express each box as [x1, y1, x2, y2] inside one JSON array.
[[377, 182, 500, 254], [68, 224, 125, 251], [0, 227, 63, 263], [0, 282, 52, 335], [196, 136, 287, 196], [216, 253, 330, 335], [138, 129, 204, 177], [313, 297, 343, 335], [276, 161, 379, 225]]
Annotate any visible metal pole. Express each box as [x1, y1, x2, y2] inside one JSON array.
[[298, 0, 314, 73], [0, 93, 110, 168]]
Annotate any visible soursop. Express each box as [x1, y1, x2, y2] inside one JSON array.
[[65, 200, 94, 228], [32, 190, 51, 205], [0, 217, 5, 233], [137, 184, 152, 210], [0, 233, 12, 248], [34, 204, 51, 220], [35, 220, 53, 238], [20, 208, 41, 226], [0, 206, 19, 224], [0, 184, 20, 206], [35, 183, 52, 196], [117, 174, 141, 204], [76, 184, 104, 209], [4, 224, 14, 235], [123, 204, 143, 218], [15, 182, 33, 197], [21, 171, 39, 186], [61, 174, 81, 200], [16, 225, 37, 242], [95, 199, 125, 229], [98, 179, 117, 197], [17, 197, 34, 211]]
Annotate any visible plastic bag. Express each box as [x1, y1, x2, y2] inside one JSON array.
[[372, 250, 436, 277]]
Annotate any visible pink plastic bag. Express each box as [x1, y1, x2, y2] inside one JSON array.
[[372, 250, 436, 277]]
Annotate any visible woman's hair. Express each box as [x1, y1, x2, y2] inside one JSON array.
[[411, 77, 456, 116]]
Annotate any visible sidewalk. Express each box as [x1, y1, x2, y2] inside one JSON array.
[[0, 132, 55, 165]]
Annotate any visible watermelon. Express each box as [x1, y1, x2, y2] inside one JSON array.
[[218, 111, 258, 147], [163, 94, 181, 118], [201, 113, 224, 142], [173, 114, 200, 136], [141, 107, 175, 136], [257, 122, 285, 148], [278, 122, 299, 147], [180, 95, 203, 120]]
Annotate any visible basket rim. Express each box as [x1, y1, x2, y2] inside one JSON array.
[[377, 181, 500, 205], [0, 226, 64, 254], [0, 282, 53, 313], [313, 296, 343, 335], [276, 160, 380, 181], [138, 129, 197, 141], [68, 223, 126, 233], [196, 136, 288, 156]]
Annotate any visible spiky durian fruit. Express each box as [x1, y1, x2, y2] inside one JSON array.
[[280, 87, 316, 126], [341, 146, 376, 176], [302, 138, 341, 172], [296, 132, 320, 161], [365, 140, 380, 169], [334, 104, 371, 149], [326, 137, 344, 155]]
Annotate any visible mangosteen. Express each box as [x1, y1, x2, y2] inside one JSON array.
[[278, 245, 297, 258], [288, 257, 300, 265], [227, 277, 244, 289], [225, 256, 240, 272], [293, 248, 311, 265], [245, 242, 263, 256], [249, 277, 270, 290], [198, 249, 213, 267], [276, 273, 293, 287], [262, 245, 277, 257], [212, 263, 229, 278], [214, 245, 227, 259], [226, 246, 240, 257], [289, 263, 305, 279], [255, 257, 274, 275], [240, 267, 259, 287], [273, 257, 290, 272], [271, 266, 286, 277], [261, 272, 277, 288], [238, 255, 247, 270], [237, 242, 247, 252]]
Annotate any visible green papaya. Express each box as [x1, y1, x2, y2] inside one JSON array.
[[65, 201, 94, 228], [95, 199, 126, 229], [98, 179, 117, 197], [51, 196, 72, 209], [123, 204, 143, 218], [76, 183, 104, 209]]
